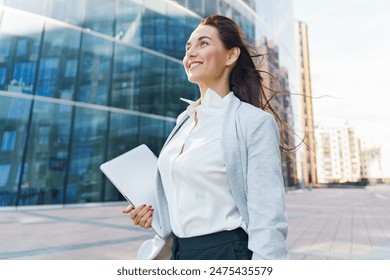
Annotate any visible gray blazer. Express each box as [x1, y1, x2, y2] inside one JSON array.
[[155, 93, 288, 260]]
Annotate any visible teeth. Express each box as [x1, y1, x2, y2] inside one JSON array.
[[189, 62, 201, 69]]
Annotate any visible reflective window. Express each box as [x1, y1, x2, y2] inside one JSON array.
[[0, 10, 43, 94], [205, 0, 218, 16], [165, 60, 193, 118], [104, 112, 139, 201], [139, 52, 165, 115], [166, 4, 188, 59], [84, 0, 115, 36], [48, 0, 86, 25], [142, 2, 167, 53], [36, 23, 81, 99], [4, 0, 49, 16], [0, 164, 11, 187], [76, 33, 113, 105], [138, 116, 164, 155], [1, 130, 17, 151], [0, 96, 31, 206], [67, 107, 108, 203], [19, 101, 72, 205], [188, 0, 204, 16], [111, 43, 141, 110], [116, 0, 143, 45]]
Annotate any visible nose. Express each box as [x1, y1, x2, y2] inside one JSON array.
[[186, 46, 197, 58]]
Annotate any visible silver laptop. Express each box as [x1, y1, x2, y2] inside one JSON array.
[[100, 144, 163, 237]]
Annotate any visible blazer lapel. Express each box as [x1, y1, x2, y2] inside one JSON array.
[[222, 95, 248, 219]]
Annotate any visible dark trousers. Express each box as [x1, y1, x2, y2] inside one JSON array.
[[171, 227, 253, 260]]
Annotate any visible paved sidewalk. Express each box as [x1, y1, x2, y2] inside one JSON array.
[[1, 185, 389, 260]]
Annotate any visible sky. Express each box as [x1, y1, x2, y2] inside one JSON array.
[[293, 0, 390, 177]]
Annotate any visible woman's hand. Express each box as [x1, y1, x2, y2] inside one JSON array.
[[123, 204, 154, 229]]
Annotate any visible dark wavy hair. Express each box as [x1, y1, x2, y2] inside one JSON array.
[[199, 14, 294, 152]]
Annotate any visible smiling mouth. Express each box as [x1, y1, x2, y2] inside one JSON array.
[[189, 62, 202, 69]]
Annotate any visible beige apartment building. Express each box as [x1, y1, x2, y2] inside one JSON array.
[[315, 123, 384, 184], [296, 21, 318, 186], [360, 141, 383, 182]]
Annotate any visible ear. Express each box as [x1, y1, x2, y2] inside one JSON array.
[[226, 47, 240, 67]]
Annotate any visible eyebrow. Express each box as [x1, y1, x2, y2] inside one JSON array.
[[186, 36, 212, 48]]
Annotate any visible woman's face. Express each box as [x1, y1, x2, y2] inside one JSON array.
[[183, 25, 231, 91]]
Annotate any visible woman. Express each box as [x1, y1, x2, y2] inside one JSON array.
[[123, 14, 288, 260]]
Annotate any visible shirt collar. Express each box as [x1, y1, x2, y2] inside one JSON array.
[[180, 88, 233, 118]]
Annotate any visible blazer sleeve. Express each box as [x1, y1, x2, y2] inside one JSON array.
[[244, 112, 289, 259]]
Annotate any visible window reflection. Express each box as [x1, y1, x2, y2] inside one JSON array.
[[19, 101, 72, 205], [36, 23, 81, 99], [84, 0, 115, 36], [0, 96, 31, 206], [139, 52, 165, 115], [116, 0, 143, 45], [111, 43, 140, 110], [67, 107, 108, 203], [105, 112, 139, 201], [142, 3, 167, 53], [48, 0, 86, 25], [77, 33, 113, 105], [139, 116, 164, 155], [166, 5, 188, 58], [0, 10, 43, 94], [5, 0, 48, 16]]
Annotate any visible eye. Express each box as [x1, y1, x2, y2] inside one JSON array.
[[200, 40, 208, 46]]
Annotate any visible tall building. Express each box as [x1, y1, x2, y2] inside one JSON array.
[[360, 141, 383, 183], [315, 123, 361, 184], [296, 21, 317, 187], [0, 0, 299, 206]]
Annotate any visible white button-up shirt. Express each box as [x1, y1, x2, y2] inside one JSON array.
[[157, 88, 243, 237]]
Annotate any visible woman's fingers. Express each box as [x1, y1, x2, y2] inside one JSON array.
[[133, 205, 152, 225], [123, 204, 154, 228], [122, 205, 134, 214], [139, 208, 154, 228]]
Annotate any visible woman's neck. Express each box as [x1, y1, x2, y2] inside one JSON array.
[[199, 84, 230, 102]]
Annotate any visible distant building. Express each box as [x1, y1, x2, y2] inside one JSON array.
[[315, 123, 361, 184], [296, 21, 317, 187], [360, 141, 383, 183]]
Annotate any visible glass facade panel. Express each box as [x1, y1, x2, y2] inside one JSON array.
[[0, 9, 43, 94], [142, 1, 167, 53], [139, 52, 165, 115], [5, 0, 48, 16], [36, 23, 81, 99], [76, 33, 113, 105], [67, 107, 108, 203], [111, 43, 140, 110], [166, 4, 188, 59], [165, 59, 195, 118], [48, 0, 86, 25], [116, 0, 143, 45], [19, 101, 72, 205], [84, 0, 115, 36], [104, 112, 139, 201], [0, 95, 31, 206], [138, 116, 164, 155]]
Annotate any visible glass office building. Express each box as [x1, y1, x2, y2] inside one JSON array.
[[0, 0, 299, 206]]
